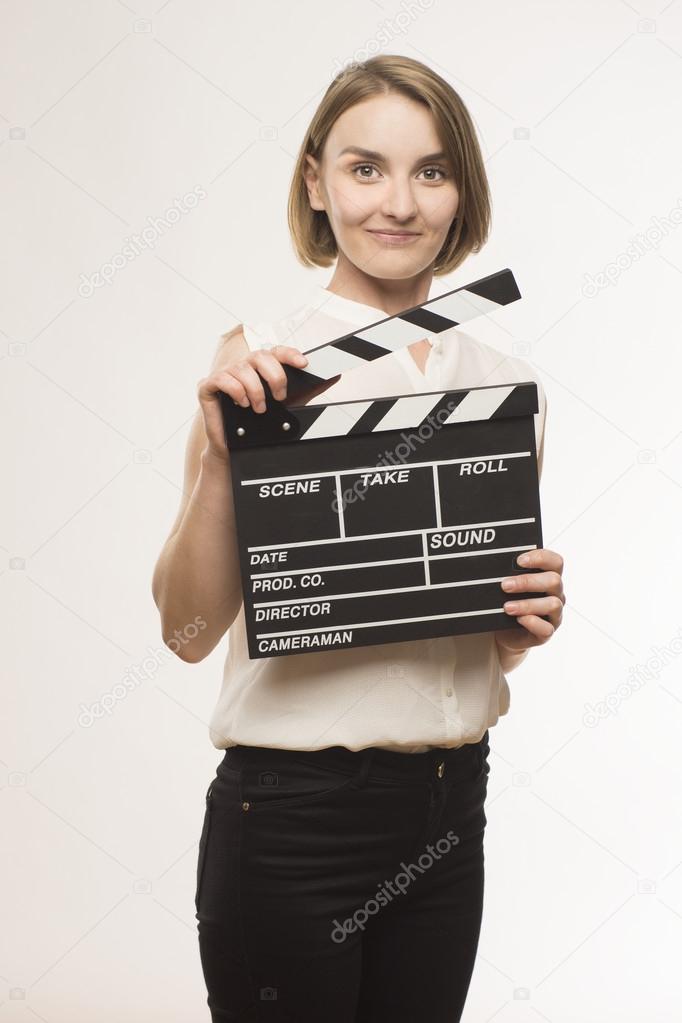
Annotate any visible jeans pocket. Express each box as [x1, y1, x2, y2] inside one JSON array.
[[195, 781, 214, 913], [240, 755, 363, 812]]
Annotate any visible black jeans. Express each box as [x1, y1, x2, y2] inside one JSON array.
[[195, 731, 490, 1022]]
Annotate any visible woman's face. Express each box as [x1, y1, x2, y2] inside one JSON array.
[[304, 92, 459, 282]]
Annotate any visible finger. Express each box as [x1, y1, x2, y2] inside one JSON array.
[[514, 613, 556, 641], [256, 345, 310, 378], [501, 570, 563, 597], [249, 350, 306, 402], [221, 362, 269, 412], [270, 345, 309, 366], [494, 627, 531, 654], [198, 374, 249, 409], [514, 547, 564, 575], [502, 595, 563, 622]]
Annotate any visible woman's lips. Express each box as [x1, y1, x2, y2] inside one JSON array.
[[367, 230, 421, 245]]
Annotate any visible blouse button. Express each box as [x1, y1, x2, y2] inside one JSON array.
[[437, 762, 445, 779], [242, 801, 250, 811]]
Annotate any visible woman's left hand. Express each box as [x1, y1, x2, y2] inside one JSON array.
[[493, 547, 565, 653]]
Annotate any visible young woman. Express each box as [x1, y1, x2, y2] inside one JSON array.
[[152, 54, 565, 1023]]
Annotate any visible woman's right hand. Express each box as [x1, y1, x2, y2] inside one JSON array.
[[197, 343, 309, 462]]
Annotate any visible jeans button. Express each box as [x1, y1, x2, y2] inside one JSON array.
[[437, 761, 445, 779]]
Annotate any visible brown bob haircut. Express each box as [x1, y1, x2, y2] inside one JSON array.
[[287, 54, 492, 277]]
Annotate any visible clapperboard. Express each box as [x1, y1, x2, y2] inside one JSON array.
[[219, 268, 546, 659]]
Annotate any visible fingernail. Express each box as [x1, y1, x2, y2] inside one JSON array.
[[504, 602, 519, 612], [501, 579, 516, 590], [255, 402, 266, 413], [517, 553, 530, 566]]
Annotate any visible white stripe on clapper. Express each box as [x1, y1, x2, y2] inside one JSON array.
[[442, 385, 515, 424], [300, 399, 374, 441]]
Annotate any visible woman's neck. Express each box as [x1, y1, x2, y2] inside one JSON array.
[[324, 256, 434, 317]]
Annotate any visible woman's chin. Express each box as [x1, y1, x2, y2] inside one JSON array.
[[352, 250, 432, 281]]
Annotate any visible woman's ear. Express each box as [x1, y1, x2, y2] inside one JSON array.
[[303, 154, 325, 212]]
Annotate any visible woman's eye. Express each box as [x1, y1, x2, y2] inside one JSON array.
[[420, 166, 447, 181], [351, 164, 448, 181], [352, 164, 378, 178]]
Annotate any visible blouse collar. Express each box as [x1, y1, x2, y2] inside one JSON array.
[[313, 284, 444, 354]]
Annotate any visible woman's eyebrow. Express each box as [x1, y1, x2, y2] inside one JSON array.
[[337, 145, 448, 164]]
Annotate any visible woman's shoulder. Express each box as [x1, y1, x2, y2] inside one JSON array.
[[235, 286, 361, 355], [237, 292, 323, 353]]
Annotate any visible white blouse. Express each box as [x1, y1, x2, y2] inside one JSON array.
[[208, 284, 548, 753]]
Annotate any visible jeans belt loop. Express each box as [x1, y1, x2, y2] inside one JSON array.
[[354, 748, 374, 787]]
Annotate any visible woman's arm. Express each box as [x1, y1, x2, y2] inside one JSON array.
[[151, 327, 248, 661], [495, 644, 530, 674], [151, 327, 310, 662]]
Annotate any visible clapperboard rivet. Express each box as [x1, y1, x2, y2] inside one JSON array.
[[281, 422, 291, 431], [236, 427, 246, 437]]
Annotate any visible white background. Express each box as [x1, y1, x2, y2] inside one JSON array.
[[2, 0, 682, 1019]]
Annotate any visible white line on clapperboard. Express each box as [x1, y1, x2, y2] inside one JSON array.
[[245, 450, 531, 554], [251, 548, 536, 609], [247, 516, 533, 554], [245, 451, 535, 638], [250, 524, 535, 574], [253, 556, 538, 612], [240, 449, 530, 487], [252, 532, 540, 635], [256, 605, 522, 639]]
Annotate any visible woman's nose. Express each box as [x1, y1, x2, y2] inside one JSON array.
[[379, 177, 419, 220]]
